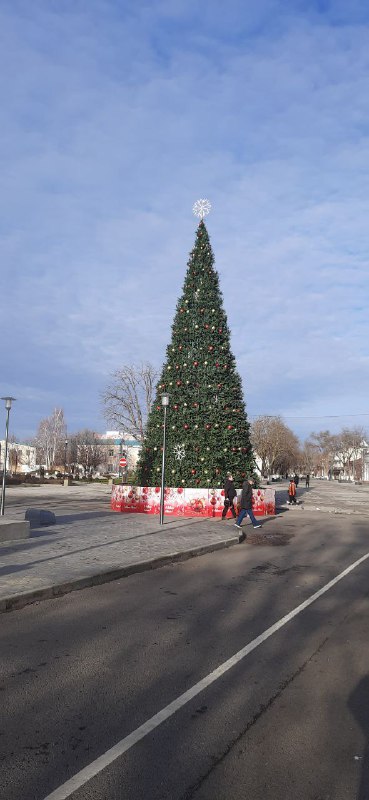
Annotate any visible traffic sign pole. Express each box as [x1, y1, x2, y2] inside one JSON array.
[[119, 456, 127, 484]]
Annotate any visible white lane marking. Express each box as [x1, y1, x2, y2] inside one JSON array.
[[43, 550, 369, 800]]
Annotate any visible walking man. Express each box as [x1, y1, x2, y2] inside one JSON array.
[[305, 473, 310, 488], [234, 477, 262, 539], [222, 472, 237, 519]]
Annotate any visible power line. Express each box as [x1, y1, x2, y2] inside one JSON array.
[[248, 412, 369, 420]]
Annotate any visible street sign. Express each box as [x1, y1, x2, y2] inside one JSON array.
[[119, 457, 127, 468]]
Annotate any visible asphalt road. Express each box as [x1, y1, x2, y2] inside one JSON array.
[[1, 505, 369, 800]]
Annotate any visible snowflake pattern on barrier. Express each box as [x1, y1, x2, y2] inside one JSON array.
[[174, 443, 186, 461], [193, 199, 211, 219]]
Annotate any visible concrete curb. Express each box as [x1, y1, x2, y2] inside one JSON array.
[[0, 535, 239, 614]]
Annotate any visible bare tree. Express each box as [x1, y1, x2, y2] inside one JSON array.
[[8, 437, 23, 475], [69, 430, 105, 477], [102, 363, 158, 442], [306, 430, 338, 477], [334, 427, 367, 479], [34, 409, 67, 470], [251, 416, 300, 476], [300, 441, 321, 474]]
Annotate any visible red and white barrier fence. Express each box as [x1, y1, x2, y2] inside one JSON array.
[[111, 485, 275, 517]]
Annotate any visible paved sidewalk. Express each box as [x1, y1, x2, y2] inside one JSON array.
[[0, 511, 239, 613]]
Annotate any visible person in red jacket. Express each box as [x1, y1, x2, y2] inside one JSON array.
[[288, 478, 297, 504]]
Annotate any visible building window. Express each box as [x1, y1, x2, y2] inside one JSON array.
[[108, 449, 114, 456]]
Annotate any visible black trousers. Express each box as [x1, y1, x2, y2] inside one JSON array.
[[222, 498, 236, 518]]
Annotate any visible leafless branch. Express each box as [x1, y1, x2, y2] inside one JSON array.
[[101, 363, 158, 442]]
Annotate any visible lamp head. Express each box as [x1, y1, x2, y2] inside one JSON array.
[[161, 393, 170, 407], [1, 397, 16, 411]]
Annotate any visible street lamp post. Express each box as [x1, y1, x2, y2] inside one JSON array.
[[159, 393, 170, 525], [64, 439, 68, 478], [1, 397, 16, 516]]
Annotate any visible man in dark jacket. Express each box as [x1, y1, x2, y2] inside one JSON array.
[[234, 477, 262, 539], [222, 472, 237, 519]]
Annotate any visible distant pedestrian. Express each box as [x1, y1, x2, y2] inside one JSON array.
[[221, 472, 237, 520], [234, 478, 262, 539], [294, 473, 300, 487], [305, 474, 310, 488], [288, 478, 297, 504]]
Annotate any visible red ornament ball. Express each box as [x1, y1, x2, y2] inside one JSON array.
[[208, 345, 214, 351], [193, 361, 198, 367], [206, 424, 211, 430], [227, 425, 233, 430], [184, 424, 189, 430], [191, 469, 196, 475], [177, 380, 182, 386]]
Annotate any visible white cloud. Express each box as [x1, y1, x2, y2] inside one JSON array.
[[1, 1, 369, 440]]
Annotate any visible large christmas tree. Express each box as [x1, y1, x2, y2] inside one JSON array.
[[137, 214, 254, 488]]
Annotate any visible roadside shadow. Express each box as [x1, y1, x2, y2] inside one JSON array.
[[55, 511, 114, 525], [28, 511, 114, 537], [348, 675, 369, 799]]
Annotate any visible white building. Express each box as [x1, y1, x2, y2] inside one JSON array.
[[97, 431, 141, 475], [0, 440, 36, 474], [331, 441, 369, 482]]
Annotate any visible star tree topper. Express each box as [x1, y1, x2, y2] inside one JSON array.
[[193, 198, 211, 219]]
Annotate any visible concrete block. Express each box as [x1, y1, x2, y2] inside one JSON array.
[[25, 508, 56, 527], [0, 518, 30, 543]]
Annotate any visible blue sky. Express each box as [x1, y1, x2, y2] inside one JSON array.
[[1, 0, 369, 442]]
